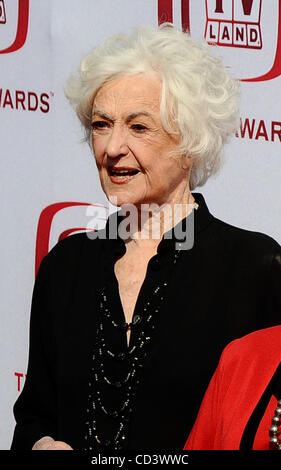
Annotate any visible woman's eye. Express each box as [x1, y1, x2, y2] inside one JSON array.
[[131, 124, 147, 132], [91, 121, 108, 130]]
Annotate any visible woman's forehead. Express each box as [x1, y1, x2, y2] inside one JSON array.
[[92, 74, 162, 115]]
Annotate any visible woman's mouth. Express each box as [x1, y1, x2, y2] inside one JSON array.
[[108, 167, 141, 184]]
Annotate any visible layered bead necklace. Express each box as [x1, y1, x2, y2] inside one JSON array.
[[84, 241, 184, 451]]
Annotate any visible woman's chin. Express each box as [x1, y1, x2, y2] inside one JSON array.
[[106, 192, 143, 208]]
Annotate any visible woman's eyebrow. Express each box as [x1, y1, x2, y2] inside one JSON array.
[[126, 111, 156, 122], [91, 109, 112, 120], [91, 110, 156, 123]]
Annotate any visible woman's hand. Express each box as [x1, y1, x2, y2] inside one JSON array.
[[32, 436, 73, 450]]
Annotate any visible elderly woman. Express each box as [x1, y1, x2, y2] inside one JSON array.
[[11, 24, 281, 451]]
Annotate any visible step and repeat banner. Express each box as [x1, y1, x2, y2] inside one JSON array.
[[1, 0, 280, 449]]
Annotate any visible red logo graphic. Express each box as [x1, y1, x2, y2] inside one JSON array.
[[0, 0, 29, 54], [158, 0, 190, 31], [205, 0, 262, 50], [158, 0, 281, 82], [14, 372, 26, 392], [0, 0, 6, 24], [236, 117, 281, 142], [35, 202, 107, 277], [0, 88, 50, 113]]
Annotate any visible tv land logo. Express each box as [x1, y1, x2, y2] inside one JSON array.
[[158, 0, 281, 82], [205, 0, 262, 49], [0, 0, 29, 54]]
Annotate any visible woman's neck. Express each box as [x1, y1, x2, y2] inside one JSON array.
[[123, 189, 195, 252]]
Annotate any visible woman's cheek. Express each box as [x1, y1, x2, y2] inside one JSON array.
[[92, 138, 106, 165]]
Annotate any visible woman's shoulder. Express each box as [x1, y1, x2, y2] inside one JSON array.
[[39, 229, 107, 272], [195, 194, 280, 255], [211, 216, 281, 261]]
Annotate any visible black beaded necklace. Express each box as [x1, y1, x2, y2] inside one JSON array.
[[84, 241, 184, 451]]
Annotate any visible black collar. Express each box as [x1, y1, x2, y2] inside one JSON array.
[[103, 193, 213, 255], [192, 193, 214, 235]]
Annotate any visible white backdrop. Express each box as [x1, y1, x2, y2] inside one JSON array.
[[1, 0, 280, 450]]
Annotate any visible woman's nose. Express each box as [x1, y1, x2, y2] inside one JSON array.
[[105, 126, 129, 158]]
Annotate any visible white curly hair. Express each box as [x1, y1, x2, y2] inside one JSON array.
[[65, 23, 240, 190]]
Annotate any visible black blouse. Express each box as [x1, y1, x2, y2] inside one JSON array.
[[11, 193, 281, 450]]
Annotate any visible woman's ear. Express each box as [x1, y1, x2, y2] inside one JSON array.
[[181, 154, 193, 170]]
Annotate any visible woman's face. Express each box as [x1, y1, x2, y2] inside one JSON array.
[[91, 74, 192, 208]]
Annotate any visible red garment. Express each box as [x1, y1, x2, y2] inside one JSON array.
[[184, 326, 281, 450]]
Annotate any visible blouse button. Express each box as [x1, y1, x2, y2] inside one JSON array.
[[132, 314, 142, 325], [151, 257, 161, 270]]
